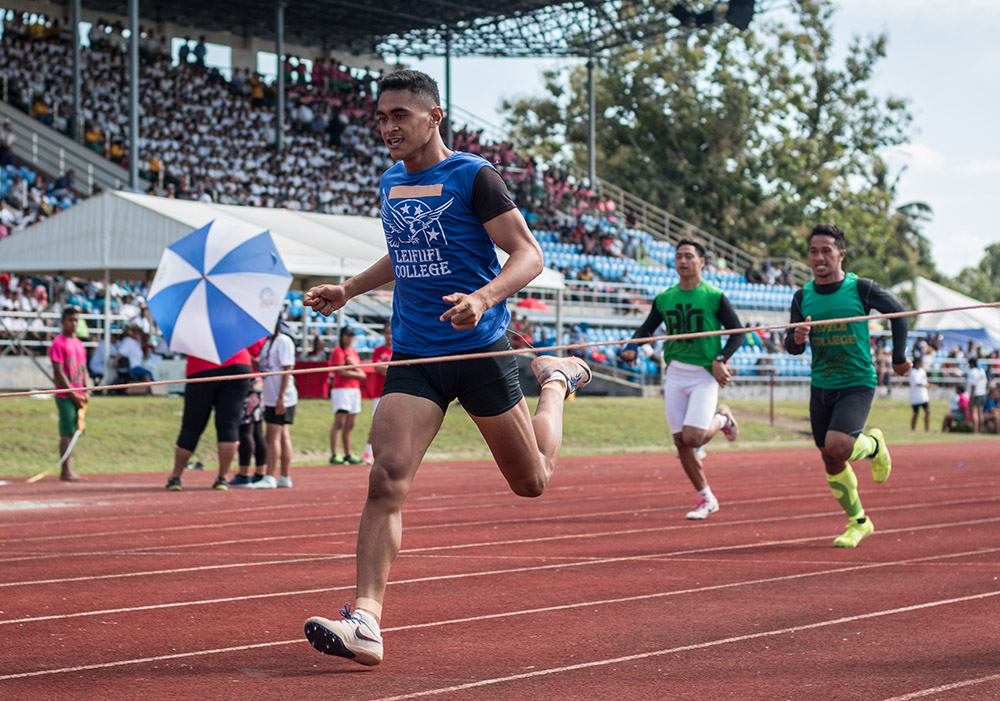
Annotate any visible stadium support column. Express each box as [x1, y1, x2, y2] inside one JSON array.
[[128, 0, 139, 189], [444, 32, 452, 149], [102, 268, 111, 386], [275, 0, 286, 156], [587, 54, 596, 189], [71, 0, 81, 142]]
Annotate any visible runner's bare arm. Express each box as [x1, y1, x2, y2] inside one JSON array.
[[305, 255, 395, 316]]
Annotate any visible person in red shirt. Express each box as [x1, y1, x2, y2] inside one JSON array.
[[165, 344, 254, 491], [362, 323, 393, 464], [49, 307, 90, 481], [329, 327, 366, 464]]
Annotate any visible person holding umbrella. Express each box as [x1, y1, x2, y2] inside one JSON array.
[[49, 306, 91, 482], [145, 217, 294, 492], [302, 69, 590, 666], [165, 347, 253, 491]]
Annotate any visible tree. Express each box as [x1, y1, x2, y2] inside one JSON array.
[[502, 0, 922, 282], [954, 243, 1000, 303]]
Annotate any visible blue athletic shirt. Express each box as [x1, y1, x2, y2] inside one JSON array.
[[380, 151, 515, 356]]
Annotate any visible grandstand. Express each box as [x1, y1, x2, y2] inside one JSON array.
[[2, 3, 975, 396]]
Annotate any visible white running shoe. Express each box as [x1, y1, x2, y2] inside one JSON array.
[[530, 355, 592, 397], [305, 604, 383, 666], [718, 404, 739, 442], [252, 475, 277, 489], [686, 498, 719, 520], [276, 475, 293, 488]]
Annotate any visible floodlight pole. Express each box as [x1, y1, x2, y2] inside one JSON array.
[[586, 9, 596, 189], [128, 0, 139, 189], [71, 0, 81, 142], [275, 0, 285, 156], [587, 54, 595, 188]]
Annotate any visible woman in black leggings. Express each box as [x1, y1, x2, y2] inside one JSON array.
[[165, 350, 253, 491], [230, 376, 267, 487]]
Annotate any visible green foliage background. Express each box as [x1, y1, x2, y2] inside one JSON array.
[[502, 0, 957, 287]]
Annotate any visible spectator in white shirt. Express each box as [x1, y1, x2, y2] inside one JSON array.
[[253, 320, 297, 489], [908, 354, 930, 432], [966, 357, 989, 433]]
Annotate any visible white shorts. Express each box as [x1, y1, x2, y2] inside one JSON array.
[[371, 396, 381, 416], [330, 387, 362, 415], [663, 361, 719, 434]]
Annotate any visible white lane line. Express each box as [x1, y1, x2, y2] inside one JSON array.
[[0, 483, 692, 544], [3, 512, 1000, 589], [3, 474, 990, 543], [881, 674, 1000, 700], [2, 531, 997, 628], [2, 587, 996, 684], [369, 590, 1000, 701], [4, 491, 998, 567], [0, 480, 699, 531], [0, 553, 347, 587]]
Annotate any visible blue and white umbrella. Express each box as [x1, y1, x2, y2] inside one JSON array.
[[147, 218, 292, 364]]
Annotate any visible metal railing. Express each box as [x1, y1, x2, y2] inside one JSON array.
[[1, 100, 148, 195], [563, 163, 811, 286], [0, 310, 129, 354]]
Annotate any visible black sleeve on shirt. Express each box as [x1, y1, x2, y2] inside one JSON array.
[[857, 278, 909, 364], [629, 294, 744, 360], [630, 305, 663, 343], [717, 294, 745, 361], [471, 165, 517, 224], [784, 289, 806, 355]]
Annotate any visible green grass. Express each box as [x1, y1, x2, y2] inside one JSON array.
[[1, 394, 995, 477]]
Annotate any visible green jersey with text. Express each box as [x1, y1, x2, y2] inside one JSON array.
[[654, 281, 725, 373], [800, 272, 876, 389]]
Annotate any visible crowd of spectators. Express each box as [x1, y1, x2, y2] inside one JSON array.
[[744, 259, 793, 286], [1, 11, 564, 220]]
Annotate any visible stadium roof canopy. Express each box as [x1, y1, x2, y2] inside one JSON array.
[[0, 190, 564, 289], [52, 0, 689, 58]]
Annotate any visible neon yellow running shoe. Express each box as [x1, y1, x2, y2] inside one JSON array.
[[869, 428, 891, 484], [833, 518, 874, 548]]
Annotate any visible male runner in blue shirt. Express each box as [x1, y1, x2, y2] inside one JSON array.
[[303, 69, 590, 666]]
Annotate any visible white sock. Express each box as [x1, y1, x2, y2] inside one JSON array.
[[698, 486, 716, 503], [542, 371, 569, 392], [365, 443, 372, 454], [713, 412, 728, 432], [355, 608, 381, 632]]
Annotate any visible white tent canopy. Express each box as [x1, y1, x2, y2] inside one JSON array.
[[891, 276, 1000, 346], [0, 189, 565, 290]]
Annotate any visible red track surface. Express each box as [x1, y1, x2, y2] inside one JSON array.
[[1, 441, 999, 700]]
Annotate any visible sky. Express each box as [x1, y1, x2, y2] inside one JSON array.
[[406, 0, 1000, 279]]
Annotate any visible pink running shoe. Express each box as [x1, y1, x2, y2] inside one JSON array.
[[718, 404, 739, 442]]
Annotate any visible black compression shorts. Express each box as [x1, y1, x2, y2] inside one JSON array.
[[809, 385, 875, 448], [382, 336, 522, 417]]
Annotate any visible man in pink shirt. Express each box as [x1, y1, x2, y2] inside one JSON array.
[[48, 307, 91, 481]]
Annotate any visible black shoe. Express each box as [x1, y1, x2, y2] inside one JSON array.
[[212, 477, 229, 491], [166, 476, 182, 491], [344, 455, 364, 465]]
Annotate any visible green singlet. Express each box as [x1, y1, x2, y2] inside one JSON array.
[[800, 272, 877, 389], [654, 281, 725, 373]]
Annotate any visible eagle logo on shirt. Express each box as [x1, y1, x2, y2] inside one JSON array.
[[381, 196, 453, 248]]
